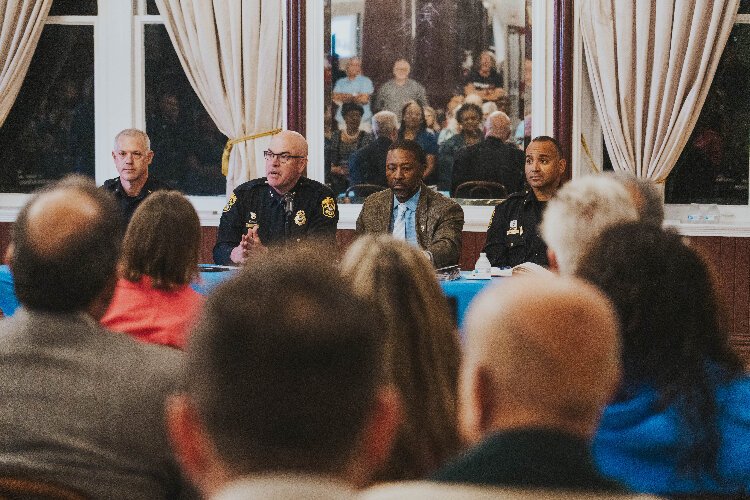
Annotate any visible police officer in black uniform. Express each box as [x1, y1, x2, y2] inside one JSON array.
[[213, 130, 338, 265], [103, 129, 166, 227], [483, 136, 566, 268]]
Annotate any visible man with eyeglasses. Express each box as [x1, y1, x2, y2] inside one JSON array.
[[103, 128, 165, 227], [213, 130, 339, 265]]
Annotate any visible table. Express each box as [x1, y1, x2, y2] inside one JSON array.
[[190, 266, 503, 327], [0, 265, 502, 327]]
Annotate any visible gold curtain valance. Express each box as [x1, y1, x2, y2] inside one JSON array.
[[221, 128, 282, 176]]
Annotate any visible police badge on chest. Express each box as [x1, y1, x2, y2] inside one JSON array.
[[506, 219, 523, 236]]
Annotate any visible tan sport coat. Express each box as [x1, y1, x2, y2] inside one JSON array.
[[355, 184, 464, 268]]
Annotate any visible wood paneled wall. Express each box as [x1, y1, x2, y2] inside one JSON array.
[[1, 221, 748, 360]]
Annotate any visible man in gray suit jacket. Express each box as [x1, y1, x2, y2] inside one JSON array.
[[356, 139, 464, 268], [0, 176, 185, 499]]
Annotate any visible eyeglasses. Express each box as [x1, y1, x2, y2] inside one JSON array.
[[263, 150, 306, 164], [115, 151, 147, 160]]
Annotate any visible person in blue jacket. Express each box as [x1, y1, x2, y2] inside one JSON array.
[[577, 222, 750, 496]]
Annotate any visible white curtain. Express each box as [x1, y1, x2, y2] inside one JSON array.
[[156, 0, 283, 194], [0, 0, 52, 126], [580, 0, 738, 182]]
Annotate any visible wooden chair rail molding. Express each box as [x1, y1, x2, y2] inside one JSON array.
[[0, 222, 747, 362]]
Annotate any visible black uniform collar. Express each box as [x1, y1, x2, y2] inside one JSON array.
[[113, 176, 155, 199], [268, 177, 304, 203]]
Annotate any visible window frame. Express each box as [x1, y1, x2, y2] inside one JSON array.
[[571, 3, 750, 236], [300, 0, 557, 231]]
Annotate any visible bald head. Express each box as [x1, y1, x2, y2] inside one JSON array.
[[270, 130, 308, 156], [459, 276, 621, 443], [485, 111, 511, 141], [12, 175, 122, 313], [26, 189, 101, 258]]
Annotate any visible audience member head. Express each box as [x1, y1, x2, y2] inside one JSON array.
[[345, 57, 363, 78], [11, 175, 123, 317], [264, 130, 308, 195], [576, 223, 743, 477], [386, 139, 426, 203], [392, 58, 411, 82], [341, 235, 461, 480], [540, 174, 638, 274], [423, 106, 438, 131], [120, 190, 200, 291], [484, 111, 511, 141], [372, 111, 399, 140], [341, 102, 365, 132], [610, 172, 664, 226], [168, 246, 401, 496], [459, 276, 621, 444], [481, 101, 498, 121], [456, 103, 482, 138], [477, 50, 497, 74], [399, 100, 427, 136]]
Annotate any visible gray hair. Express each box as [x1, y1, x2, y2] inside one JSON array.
[[610, 172, 664, 227], [113, 128, 151, 151], [540, 175, 639, 275], [371, 110, 399, 138]]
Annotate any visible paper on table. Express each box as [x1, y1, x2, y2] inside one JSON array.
[[491, 267, 513, 277], [511, 262, 553, 276]]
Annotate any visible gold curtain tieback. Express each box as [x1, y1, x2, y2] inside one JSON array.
[[222, 128, 282, 176]]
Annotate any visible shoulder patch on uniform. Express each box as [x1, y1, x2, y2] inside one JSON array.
[[322, 196, 336, 218], [223, 193, 237, 213]]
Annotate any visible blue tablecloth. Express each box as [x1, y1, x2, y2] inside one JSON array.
[[0, 265, 501, 327], [0, 265, 18, 317], [191, 267, 500, 326]]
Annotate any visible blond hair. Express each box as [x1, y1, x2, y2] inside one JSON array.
[[341, 235, 461, 480]]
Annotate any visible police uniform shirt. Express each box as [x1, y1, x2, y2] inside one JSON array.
[[483, 190, 549, 268], [213, 176, 339, 265], [102, 175, 166, 227]]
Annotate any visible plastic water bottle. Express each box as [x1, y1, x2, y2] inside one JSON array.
[[474, 252, 492, 279], [686, 203, 702, 223], [704, 204, 721, 223]]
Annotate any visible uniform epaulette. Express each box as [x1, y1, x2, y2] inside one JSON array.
[[235, 177, 269, 191]]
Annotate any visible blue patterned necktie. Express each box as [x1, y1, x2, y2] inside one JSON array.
[[393, 203, 407, 240]]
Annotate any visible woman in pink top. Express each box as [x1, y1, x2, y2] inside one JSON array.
[[101, 190, 203, 349]]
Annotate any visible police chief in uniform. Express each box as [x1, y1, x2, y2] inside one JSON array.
[[213, 130, 338, 265], [483, 136, 566, 268]]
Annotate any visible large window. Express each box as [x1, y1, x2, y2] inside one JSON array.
[[0, 0, 227, 198], [664, 10, 750, 205], [0, 23, 94, 192]]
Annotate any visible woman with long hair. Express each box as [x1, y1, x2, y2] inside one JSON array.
[[101, 190, 203, 349], [398, 100, 438, 181], [577, 222, 750, 495], [341, 235, 461, 481]]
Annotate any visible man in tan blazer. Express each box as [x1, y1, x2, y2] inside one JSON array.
[[356, 139, 464, 268]]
